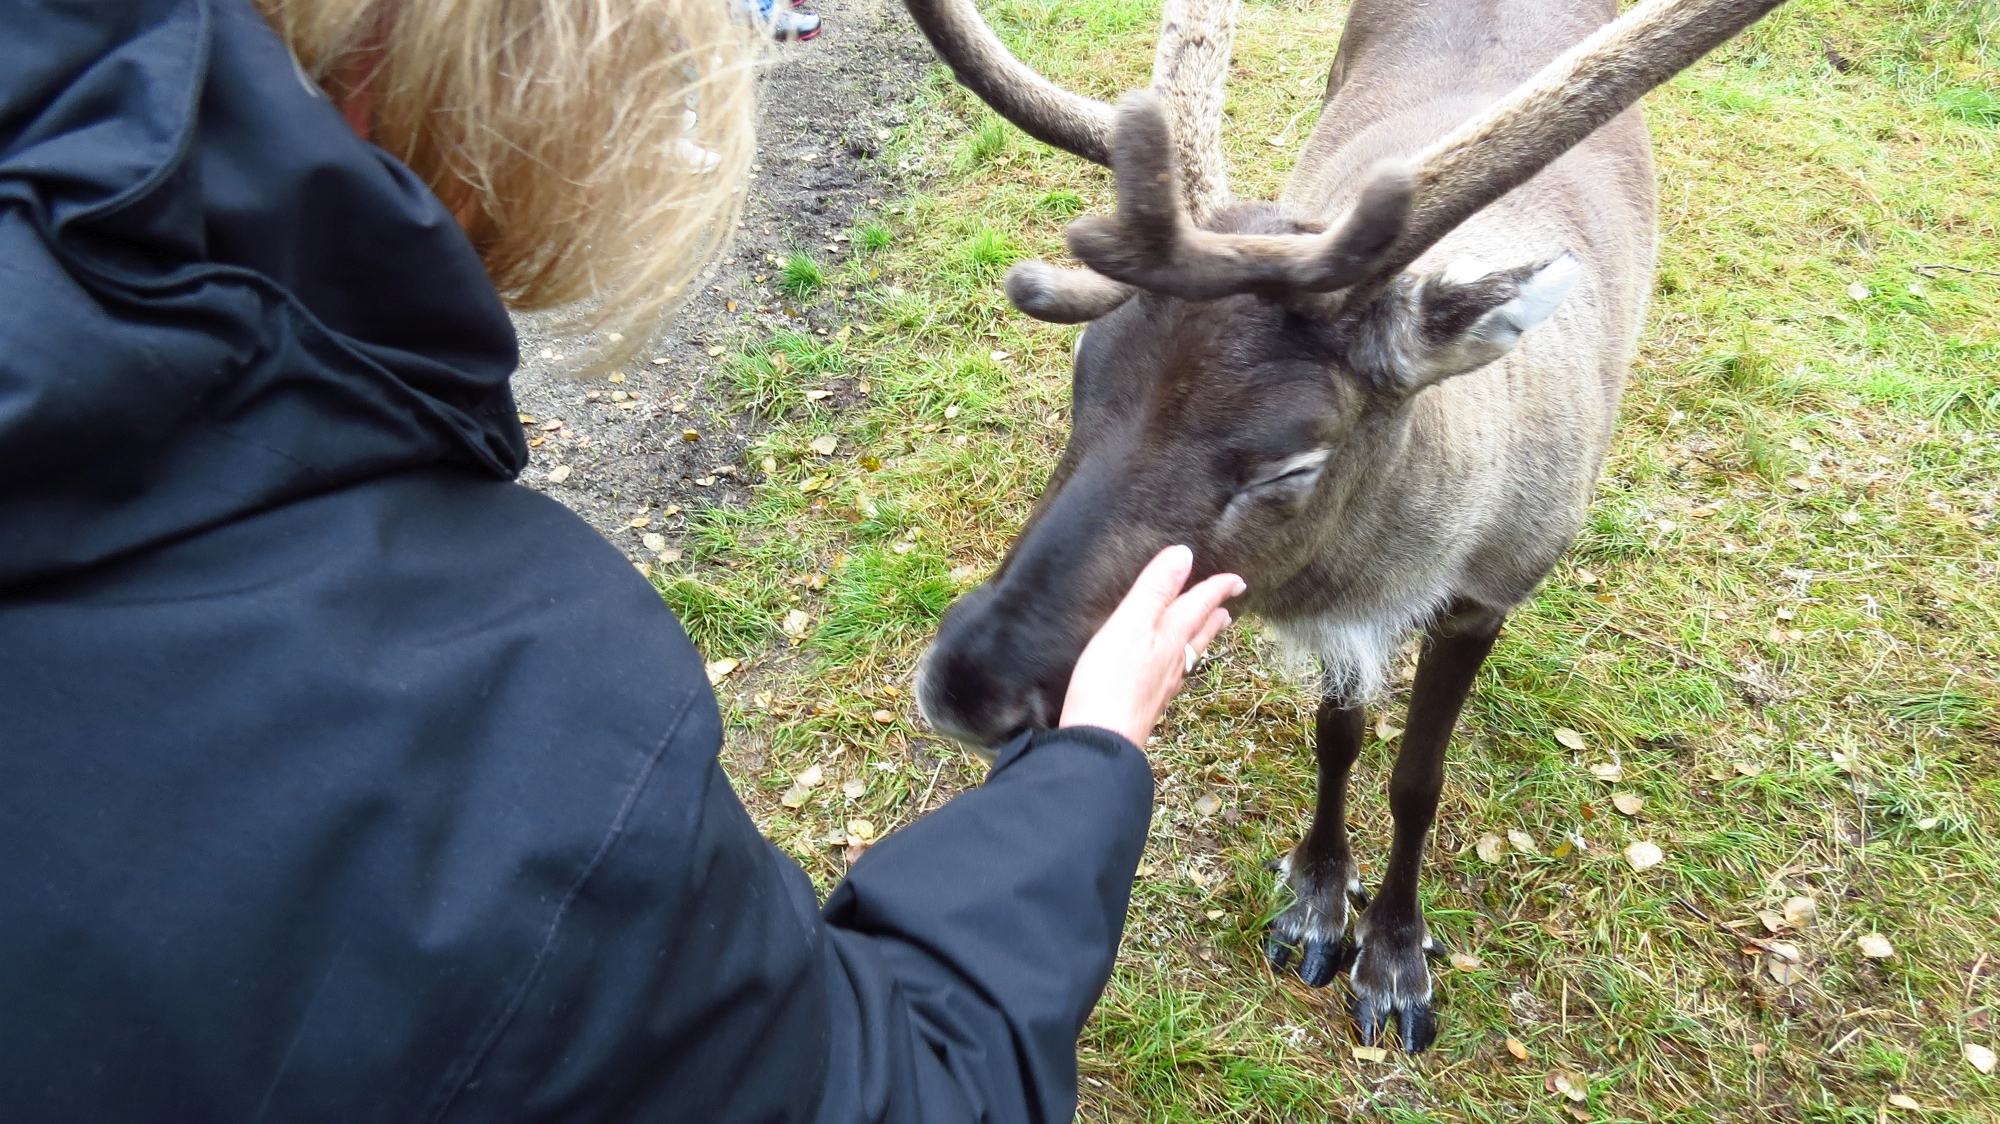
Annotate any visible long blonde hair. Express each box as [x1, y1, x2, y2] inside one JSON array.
[[256, 0, 758, 365]]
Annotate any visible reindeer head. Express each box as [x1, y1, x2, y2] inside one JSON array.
[[908, 0, 1785, 747]]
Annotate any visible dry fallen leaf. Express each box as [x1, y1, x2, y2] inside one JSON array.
[[1751, 1042, 1770, 1061], [658, 548, 682, 563], [1847, 280, 1871, 300], [780, 784, 810, 809], [1588, 762, 1625, 783], [1476, 834, 1506, 863], [1783, 896, 1817, 928], [1204, 908, 1226, 921], [1612, 793, 1644, 816], [1376, 716, 1403, 740], [681, 428, 701, 442], [1449, 951, 1483, 970], [1193, 792, 1222, 817], [859, 454, 882, 471], [841, 777, 866, 799], [1964, 1042, 1997, 1075], [1734, 760, 1764, 777], [547, 465, 573, 484], [642, 532, 667, 552], [1757, 910, 1787, 933], [1546, 1070, 1587, 1102], [781, 609, 811, 639], [1886, 1093, 1921, 1111], [797, 764, 823, 789], [704, 658, 738, 685], [1623, 840, 1664, 871], [799, 474, 829, 493], [1766, 957, 1804, 986], [846, 818, 876, 843], [809, 434, 838, 456], [1508, 829, 1540, 856], [1505, 1037, 1529, 1060], [1351, 1046, 1389, 1063], [871, 709, 894, 724], [1554, 727, 1588, 750], [1857, 932, 1894, 959], [1764, 940, 1802, 963], [943, 404, 961, 419]]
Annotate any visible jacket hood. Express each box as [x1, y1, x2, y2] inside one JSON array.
[[0, 0, 526, 587]]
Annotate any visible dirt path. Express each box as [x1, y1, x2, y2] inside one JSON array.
[[509, 0, 933, 556]]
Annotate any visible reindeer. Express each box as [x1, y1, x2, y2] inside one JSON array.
[[906, 0, 1787, 1051]]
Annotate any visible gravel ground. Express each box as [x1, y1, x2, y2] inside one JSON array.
[[509, 0, 933, 563]]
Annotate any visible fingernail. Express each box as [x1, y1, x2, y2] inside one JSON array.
[[1231, 579, 1247, 597], [1166, 544, 1193, 566]]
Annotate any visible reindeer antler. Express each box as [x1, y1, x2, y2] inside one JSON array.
[[904, 0, 1238, 220], [1365, 0, 1788, 286], [1003, 0, 1786, 320], [904, 0, 1116, 165], [1064, 92, 1414, 300]]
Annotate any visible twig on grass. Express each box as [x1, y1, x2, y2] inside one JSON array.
[[1912, 263, 2000, 278], [1602, 622, 1773, 691]]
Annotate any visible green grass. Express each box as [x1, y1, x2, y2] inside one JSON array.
[[776, 249, 828, 300], [651, 0, 2000, 1118], [853, 220, 894, 253]]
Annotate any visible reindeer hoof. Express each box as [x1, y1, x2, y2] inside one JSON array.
[[1266, 849, 1363, 987], [1300, 937, 1356, 987], [1264, 932, 1293, 971], [1352, 988, 1437, 1054], [1347, 910, 1440, 1053]]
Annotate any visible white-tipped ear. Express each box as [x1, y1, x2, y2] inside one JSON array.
[[1387, 252, 1584, 389], [1482, 252, 1580, 338]]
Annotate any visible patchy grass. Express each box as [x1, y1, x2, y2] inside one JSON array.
[[777, 249, 829, 301], [651, 0, 1998, 1119]]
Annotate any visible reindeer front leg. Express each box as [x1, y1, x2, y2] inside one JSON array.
[[1347, 601, 1503, 1053], [1268, 700, 1369, 986]]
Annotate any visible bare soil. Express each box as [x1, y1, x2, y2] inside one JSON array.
[[509, 0, 933, 556]]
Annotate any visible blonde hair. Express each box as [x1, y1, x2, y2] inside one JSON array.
[[256, 0, 759, 366]]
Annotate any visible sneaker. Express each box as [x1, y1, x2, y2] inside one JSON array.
[[770, 8, 821, 39], [673, 109, 721, 174]]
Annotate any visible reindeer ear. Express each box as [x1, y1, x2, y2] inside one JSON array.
[[1363, 253, 1581, 393]]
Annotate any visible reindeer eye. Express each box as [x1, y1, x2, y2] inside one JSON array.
[[1244, 449, 1331, 493], [1262, 464, 1320, 485]]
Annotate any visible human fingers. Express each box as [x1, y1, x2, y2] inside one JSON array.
[[1188, 606, 1232, 654], [1160, 572, 1245, 641], [1107, 544, 1194, 628]]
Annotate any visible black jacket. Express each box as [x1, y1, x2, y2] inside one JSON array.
[[0, 2, 1154, 1121]]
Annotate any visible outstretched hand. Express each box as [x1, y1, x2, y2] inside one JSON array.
[[1059, 545, 1245, 747]]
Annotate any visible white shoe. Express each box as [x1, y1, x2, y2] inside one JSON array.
[[674, 109, 721, 174]]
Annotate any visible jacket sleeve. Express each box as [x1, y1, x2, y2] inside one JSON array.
[[813, 727, 1154, 1124]]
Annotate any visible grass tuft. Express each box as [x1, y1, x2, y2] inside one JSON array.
[[777, 250, 827, 301], [853, 220, 893, 253]]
